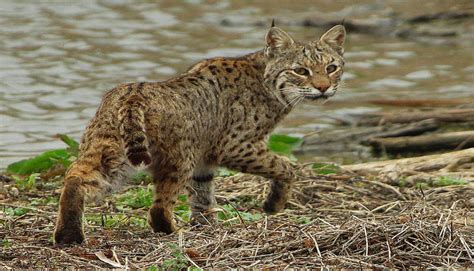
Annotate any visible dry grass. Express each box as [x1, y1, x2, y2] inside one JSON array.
[[1, 173, 473, 269]]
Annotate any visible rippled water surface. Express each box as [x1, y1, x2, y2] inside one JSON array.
[[1, 1, 473, 168]]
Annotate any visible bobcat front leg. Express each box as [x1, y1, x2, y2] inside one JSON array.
[[221, 142, 299, 214]]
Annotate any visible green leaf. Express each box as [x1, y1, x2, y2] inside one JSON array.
[[216, 167, 236, 177], [7, 149, 70, 175], [57, 134, 79, 153], [267, 134, 303, 155], [5, 207, 29, 216], [312, 162, 341, 175]]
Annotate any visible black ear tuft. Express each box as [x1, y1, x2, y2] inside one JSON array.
[[271, 19, 275, 27]]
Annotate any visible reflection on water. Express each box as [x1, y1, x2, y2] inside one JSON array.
[[0, 1, 473, 168]]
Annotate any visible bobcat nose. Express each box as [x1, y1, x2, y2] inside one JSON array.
[[315, 84, 330, 93], [313, 77, 331, 94]]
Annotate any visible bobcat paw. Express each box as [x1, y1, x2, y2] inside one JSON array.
[[148, 207, 176, 234], [263, 200, 283, 215], [54, 226, 85, 245]]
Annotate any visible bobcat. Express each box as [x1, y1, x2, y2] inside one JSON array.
[[54, 23, 346, 244]]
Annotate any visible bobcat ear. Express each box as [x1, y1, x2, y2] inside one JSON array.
[[265, 27, 295, 57], [320, 25, 346, 55]]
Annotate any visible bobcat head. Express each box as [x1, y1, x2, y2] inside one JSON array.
[[263, 24, 346, 106]]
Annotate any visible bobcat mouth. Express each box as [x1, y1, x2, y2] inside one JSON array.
[[304, 94, 329, 101]]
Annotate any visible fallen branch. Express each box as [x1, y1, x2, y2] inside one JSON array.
[[356, 109, 474, 126], [365, 98, 474, 108], [342, 148, 474, 183], [365, 131, 474, 154], [302, 120, 439, 146]]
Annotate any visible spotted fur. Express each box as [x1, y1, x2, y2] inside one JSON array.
[[54, 25, 346, 245]]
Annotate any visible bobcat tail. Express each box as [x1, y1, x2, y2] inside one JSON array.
[[118, 94, 152, 167]]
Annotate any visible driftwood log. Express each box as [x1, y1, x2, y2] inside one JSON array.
[[343, 148, 474, 184], [328, 98, 474, 108], [356, 109, 474, 126], [302, 119, 439, 147], [365, 131, 474, 154]]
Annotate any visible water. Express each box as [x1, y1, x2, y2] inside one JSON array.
[[1, 1, 473, 169]]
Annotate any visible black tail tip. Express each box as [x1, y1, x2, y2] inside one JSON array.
[[128, 151, 152, 167]]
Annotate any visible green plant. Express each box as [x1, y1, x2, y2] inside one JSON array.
[[7, 134, 79, 175], [312, 162, 341, 175], [433, 176, 468, 187], [116, 187, 191, 221], [217, 204, 262, 224], [14, 173, 40, 191], [267, 134, 303, 160], [296, 216, 311, 224], [131, 170, 152, 184], [4, 207, 29, 216], [174, 195, 191, 222], [415, 182, 429, 190], [161, 243, 192, 271], [86, 214, 147, 229], [30, 196, 58, 206], [2, 239, 12, 248], [216, 167, 236, 177], [117, 185, 153, 209]]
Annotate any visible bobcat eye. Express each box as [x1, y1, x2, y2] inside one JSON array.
[[326, 64, 338, 74], [293, 67, 310, 76]]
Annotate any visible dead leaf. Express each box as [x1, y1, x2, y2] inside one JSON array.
[[95, 251, 124, 268]]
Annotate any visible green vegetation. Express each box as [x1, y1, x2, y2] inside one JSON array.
[[2, 239, 12, 248], [115, 186, 260, 224], [161, 243, 194, 271], [146, 243, 202, 271], [295, 216, 312, 224], [86, 213, 148, 229], [117, 185, 153, 209], [131, 170, 153, 184], [4, 207, 29, 216], [217, 204, 262, 224], [7, 134, 78, 175], [13, 173, 39, 191], [30, 196, 58, 206], [433, 176, 468, 187], [174, 195, 191, 222], [312, 162, 341, 175], [415, 182, 429, 190], [267, 134, 303, 160]]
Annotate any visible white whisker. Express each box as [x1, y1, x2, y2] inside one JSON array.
[[282, 93, 303, 112]]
